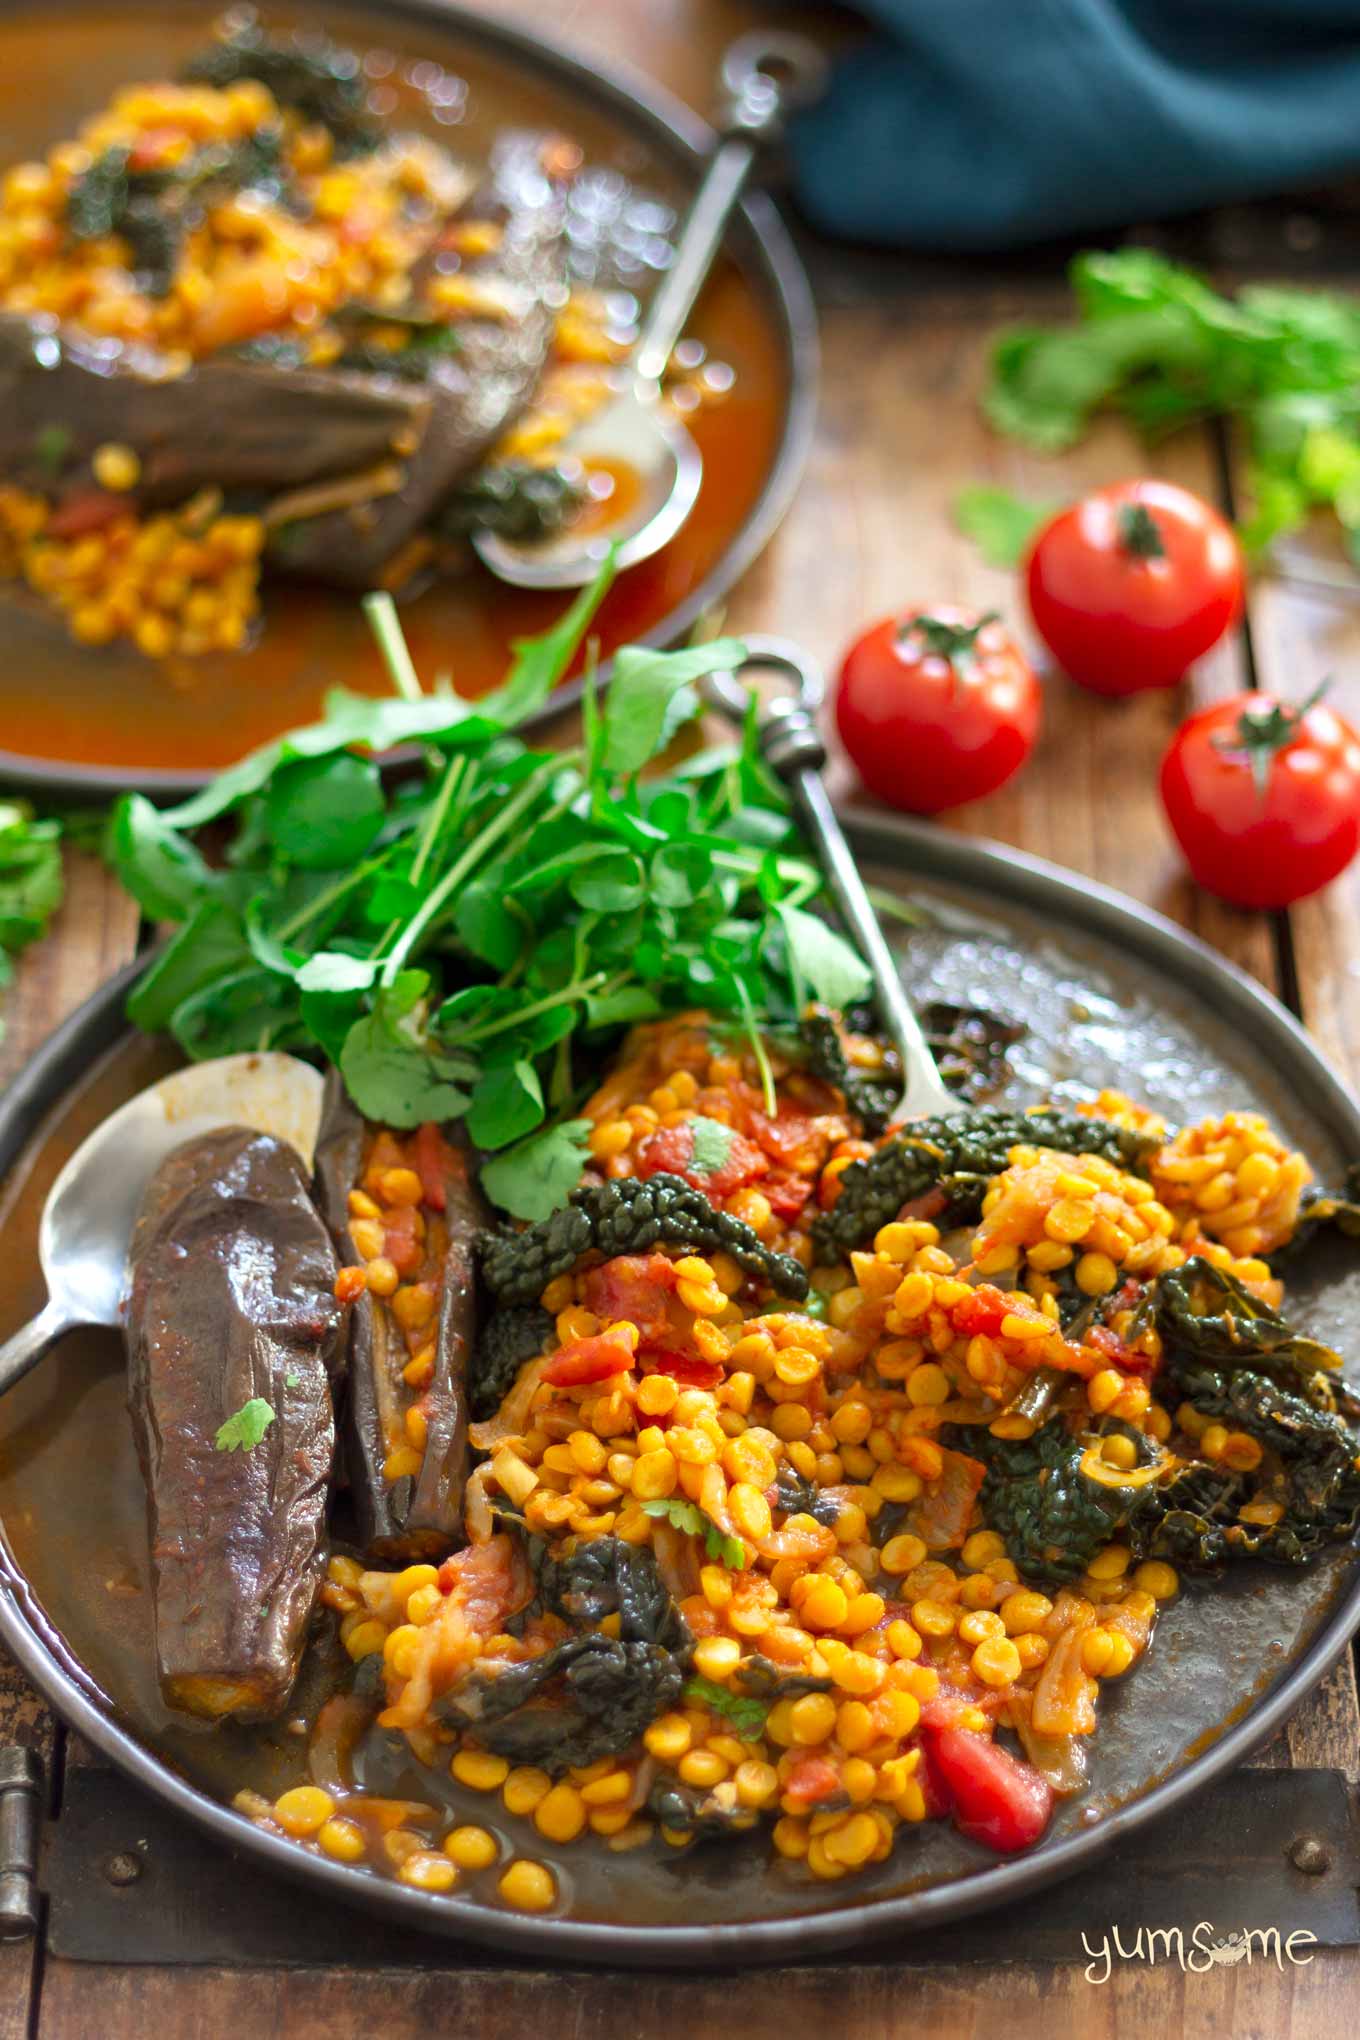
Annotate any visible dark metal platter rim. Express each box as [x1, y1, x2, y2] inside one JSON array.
[[3, 815, 1360, 1966], [0, 0, 819, 801]]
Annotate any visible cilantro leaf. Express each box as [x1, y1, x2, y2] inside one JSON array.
[[214, 1397, 276, 1452], [683, 1676, 768, 1739], [641, 1496, 746, 1569], [339, 979, 476, 1129], [479, 1118, 591, 1221], [688, 1115, 736, 1176], [954, 485, 1057, 568], [0, 805, 63, 953]]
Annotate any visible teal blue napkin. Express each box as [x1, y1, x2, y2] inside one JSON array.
[[788, 0, 1360, 248]]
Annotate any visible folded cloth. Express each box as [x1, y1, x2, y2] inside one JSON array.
[[787, 0, 1360, 249]]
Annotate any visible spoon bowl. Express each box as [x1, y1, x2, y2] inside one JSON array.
[[471, 389, 703, 590], [1, 1052, 324, 1397]]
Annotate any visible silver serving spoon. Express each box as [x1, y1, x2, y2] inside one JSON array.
[[0, 1051, 324, 1399], [704, 640, 961, 1124], [473, 33, 827, 590]]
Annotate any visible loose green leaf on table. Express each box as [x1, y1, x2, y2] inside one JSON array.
[[954, 485, 1058, 567]]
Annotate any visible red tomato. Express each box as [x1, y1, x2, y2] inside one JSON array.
[[923, 1726, 1054, 1853], [412, 1121, 455, 1211], [951, 1285, 1010, 1338], [45, 489, 124, 540], [1159, 688, 1360, 908], [542, 1332, 634, 1387], [1026, 479, 1243, 695], [645, 1350, 723, 1390], [836, 607, 1040, 813]]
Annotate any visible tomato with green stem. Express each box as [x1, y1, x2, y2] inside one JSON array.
[[835, 606, 1040, 813], [1159, 685, 1360, 908], [1026, 479, 1244, 695]]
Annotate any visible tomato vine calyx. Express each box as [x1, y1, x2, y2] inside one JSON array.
[[1212, 681, 1330, 800], [1116, 502, 1166, 560], [900, 610, 999, 670]]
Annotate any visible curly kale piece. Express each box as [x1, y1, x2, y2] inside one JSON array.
[[67, 131, 285, 296], [647, 1775, 762, 1840], [439, 461, 586, 543], [730, 1654, 833, 1702], [921, 1002, 1026, 1103], [774, 1467, 841, 1529], [1133, 1460, 1251, 1568], [1155, 1256, 1353, 1413], [537, 1536, 690, 1651], [470, 1305, 553, 1421], [812, 1108, 1159, 1262], [1289, 1162, 1360, 1249], [970, 1422, 1159, 1585], [182, 24, 379, 154], [437, 1633, 687, 1769], [478, 1171, 809, 1307], [1165, 1361, 1360, 1563], [800, 1008, 900, 1135]]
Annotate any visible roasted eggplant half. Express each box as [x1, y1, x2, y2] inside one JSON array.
[[314, 1073, 482, 1559], [126, 1126, 345, 1722]]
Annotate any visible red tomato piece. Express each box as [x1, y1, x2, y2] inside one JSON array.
[[951, 1286, 1010, 1338], [412, 1121, 456, 1211], [646, 1350, 723, 1390], [1160, 687, 1360, 908], [923, 1726, 1054, 1853], [1026, 479, 1243, 696], [836, 606, 1040, 814], [542, 1333, 635, 1388], [763, 1171, 813, 1219], [45, 489, 124, 539], [581, 1254, 677, 1341], [636, 1121, 768, 1200], [382, 1207, 424, 1276], [782, 1753, 842, 1806]]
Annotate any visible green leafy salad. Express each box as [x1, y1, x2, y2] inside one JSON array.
[[109, 559, 871, 1218]]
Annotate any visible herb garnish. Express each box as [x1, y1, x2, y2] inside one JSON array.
[[683, 1676, 767, 1738], [981, 248, 1360, 562], [642, 1497, 747, 1569], [214, 1397, 277, 1452], [0, 803, 64, 1041], [687, 1116, 737, 1175], [111, 566, 872, 1216]]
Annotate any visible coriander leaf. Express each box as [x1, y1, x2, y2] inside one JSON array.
[[467, 1057, 544, 1150], [34, 422, 71, 477], [111, 794, 219, 921], [683, 1677, 768, 1738], [954, 485, 1057, 567], [0, 806, 63, 952], [284, 1372, 302, 1389], [601, 638, 747, 775], [263, 752, 385, 871], [127, 899, 252, 1031], [776, 903, 872, 1010], [688, 1115, 736, 1175], [214, 1397, 276, 1452], [479, 1117, 591, 1220], [477, 552, 618, 726], [641, 1497, 746, 1569]]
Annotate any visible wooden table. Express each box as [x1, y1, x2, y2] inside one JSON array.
[[3, 1, 1360, 2031]]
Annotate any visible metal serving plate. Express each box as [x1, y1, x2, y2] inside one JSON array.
[[1, 812, 1359, 1965], [0, 0, 816, 798]]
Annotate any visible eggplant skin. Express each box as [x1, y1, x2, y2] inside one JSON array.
[[313, 1073, 481, 1560], [126, 1127, 344, 1723]]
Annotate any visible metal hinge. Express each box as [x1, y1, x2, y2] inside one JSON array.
[[0, 1746, 42, 1939]]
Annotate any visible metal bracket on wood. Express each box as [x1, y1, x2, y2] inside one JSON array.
[[0, 1746, 42, 1939]]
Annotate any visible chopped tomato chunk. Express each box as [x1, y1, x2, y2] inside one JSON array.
[[582, 1254, 677, 1340], [542, 1331, 635, 1387], [412, 1121, 457, 1211], [922, 1725, 1054, 1853], [636, 1121, 769, 1199], [952, 1285, 1011, 1337], [646, 1350, 723, 1389], [782, 1753, 841, 1806], [763, 1171, 813, 1218]]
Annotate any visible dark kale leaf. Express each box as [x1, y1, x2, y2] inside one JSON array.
[[439, 460, 586, 543], [812, 1108, 1158, 1262], [969, 1421, 1157, 1585], [537, 1535, 690, 1651], [182, 24, 379, 155], [477, 1172, 809, 1308], [436, 1632, 686, 1769], [1154, 1256, 1351, 1411], [469, 1304, 553, 1421], [773, 1467, 841, 1529], [799, 1007, 900, 1135]]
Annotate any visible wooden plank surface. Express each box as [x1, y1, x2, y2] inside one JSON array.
[[2, 0, 1357, 2031]]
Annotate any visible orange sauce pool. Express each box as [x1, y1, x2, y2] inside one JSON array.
[[0, 5, 793, 780]]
